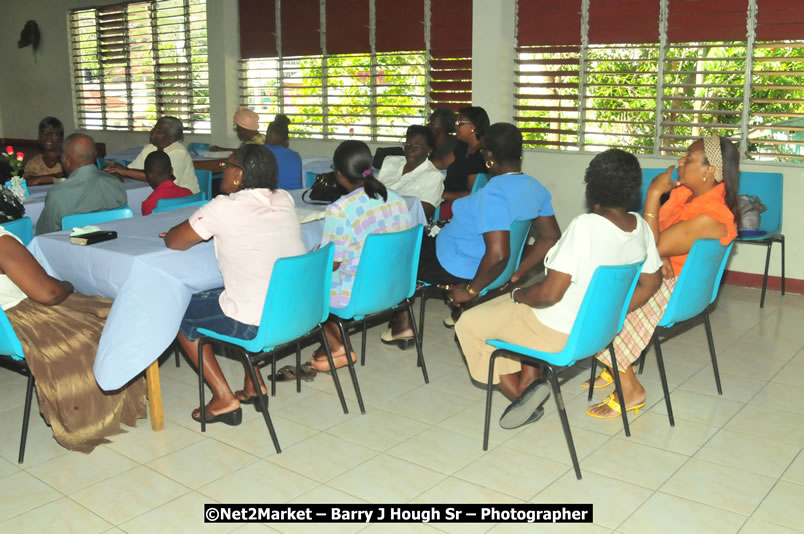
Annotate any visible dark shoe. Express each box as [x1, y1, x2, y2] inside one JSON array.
[[267, 363, 317, 383], [380, 328, 415, 350], [499, 380, 550, 430], [192, 406, 243, 426]]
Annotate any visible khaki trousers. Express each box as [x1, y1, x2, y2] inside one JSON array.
[[455, 295, 569, 384]]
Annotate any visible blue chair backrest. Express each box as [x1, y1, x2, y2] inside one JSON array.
[[2, 217, 33, 246], [559, 262, 643, 366], [738, 171, 782, 234], [194, 170, 213, 201], [239, 244, 334, 353], [338, 225, 424, 319], [304, 171, 318, 188], [0, 308, 24, 361], [471, 172, 489, 194], [155, 192, 206, 211], [61, 206, 134, 231], [480, 219, 532, 295], [151, 199, 209, 214], [658, 239, 733, 328]]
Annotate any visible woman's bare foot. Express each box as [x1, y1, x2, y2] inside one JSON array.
[[586, 388, 646, 418], [191, 396, 239, 419]]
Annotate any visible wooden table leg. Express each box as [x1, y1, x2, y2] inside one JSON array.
[[145, 360, 165, 431]]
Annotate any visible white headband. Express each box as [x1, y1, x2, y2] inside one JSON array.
[[702, 136, 724, 183]]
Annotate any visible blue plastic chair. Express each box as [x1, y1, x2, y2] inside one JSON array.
[[194, 169, 213, 201], [417, 219, 532, 348], [638, 167, 679, 212], [153, 193, 207, 212], [0, 308, 36, 463], [304, 171, 318, 188], [2, 217, 33, 246], [61, 206, 135, 231], [735, 171, 784, 308], [187, 142, 210, 157], [484, 262, 643, 479], [331, 225, 426, 393], [195, 245, 341, 452], [626, 239, 734, 427], [471, 172, 489, 193]]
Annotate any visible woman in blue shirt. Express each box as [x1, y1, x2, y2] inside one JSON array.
[[265, 114, 303, 189]]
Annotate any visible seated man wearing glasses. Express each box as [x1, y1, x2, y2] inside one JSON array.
[[376, 125, 445, 220]]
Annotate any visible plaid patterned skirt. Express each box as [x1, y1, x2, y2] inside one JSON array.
[[595, 276, 677, 370]]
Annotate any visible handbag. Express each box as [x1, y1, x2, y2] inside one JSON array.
[[302, 171, 347, 204]]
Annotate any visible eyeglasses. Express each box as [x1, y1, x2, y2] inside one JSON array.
[[220, 161, 243, 170], [403, 143, 427, 151], [455, 120, 473, 127]]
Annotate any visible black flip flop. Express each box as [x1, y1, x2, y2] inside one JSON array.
[[267, 363, 317, 383]]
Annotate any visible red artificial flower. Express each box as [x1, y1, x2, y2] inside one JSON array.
[[5, 146, 12, 154], [16, 152, 24, 161]]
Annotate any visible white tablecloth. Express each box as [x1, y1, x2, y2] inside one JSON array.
[[28, 190, 426, 390], [24, 179, 152, 228]]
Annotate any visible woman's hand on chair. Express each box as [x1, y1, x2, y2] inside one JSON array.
[[447, 284, 474, 306]]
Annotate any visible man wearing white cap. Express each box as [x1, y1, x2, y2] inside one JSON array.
[[209, 108, 265, 152]]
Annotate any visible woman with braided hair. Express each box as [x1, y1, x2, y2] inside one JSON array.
[[585, 136, 741, 419]]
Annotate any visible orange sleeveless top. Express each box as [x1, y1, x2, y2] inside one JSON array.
[[658, 183, 737, 277]]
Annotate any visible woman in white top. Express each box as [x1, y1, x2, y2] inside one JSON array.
[[455, 149, 663, 429], [0, 226, 146, 451], [377, 125, 444, 220]]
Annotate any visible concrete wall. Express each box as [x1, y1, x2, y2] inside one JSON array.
[[0, 0, 800, 282]]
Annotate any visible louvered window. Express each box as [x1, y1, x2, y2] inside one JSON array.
[[70, 0, 209, 134]]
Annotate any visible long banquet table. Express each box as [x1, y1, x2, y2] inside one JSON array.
[[28, 191, 426, 431]]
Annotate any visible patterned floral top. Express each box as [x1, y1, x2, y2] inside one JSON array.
[[321, 187, 412, 308]]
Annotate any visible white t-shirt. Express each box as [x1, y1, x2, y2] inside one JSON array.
[[533, 213, 662, 334], [0, 228, 28, 311], [377, 156, 445, 207], [129, 141, 200, 194], [189, 189, 306, 325]]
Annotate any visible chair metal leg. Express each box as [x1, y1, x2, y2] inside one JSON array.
[[198, 338, 208, 433], [780, 235, 786, 296], [173, 341, 181, 368], [321, 323, 349, 414], [653, 334, 674, 426], [637, 348, 647, 375], [760, 241, 772, 308], [360, 321, 367, 367], [482, 350, 500, 451], [335, 320, 365, 414], [702, 312, 723, 395], [243, 352, 281, 454], [587, 356, 597, 401], [547, 366, 581, 480], [406, 299, 429, 383], [608, 344, 631, 437], [296, 342, 301, 393], [418, 291, 427, 349], [270, 351, 277, 397], [18, 372, 34, 464]]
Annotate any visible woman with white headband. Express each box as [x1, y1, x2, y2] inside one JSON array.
[[586, 136, 741, 419]]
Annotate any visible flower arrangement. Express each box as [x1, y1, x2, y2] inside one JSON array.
[[3, 146, 24, 177]]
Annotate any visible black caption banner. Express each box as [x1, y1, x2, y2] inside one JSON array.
[[204, 504, 593, 524]]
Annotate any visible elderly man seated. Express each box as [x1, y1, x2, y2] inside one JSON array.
[[105, 116, 199, 194], [36, 133, 127, 235]]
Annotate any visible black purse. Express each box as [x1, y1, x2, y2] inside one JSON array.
[[302, 171, 347, 204]]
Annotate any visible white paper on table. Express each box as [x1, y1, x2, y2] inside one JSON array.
[[295, 207, 326, 224], [70, 225, 103, 236]]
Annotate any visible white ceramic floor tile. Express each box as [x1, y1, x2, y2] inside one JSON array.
[[753, 481, 804, 531], [739, 517, 801, 534], [624, 412, 719, 456], [328, 455, 446, 503], [198, 460, 318, 504], [724, 405, 804, 447], [26, 446, 138, 495], [266, 432, 377, 483], [386, 426, 487, 475], [147, 438, 261, 489], [119, 491, 232, 534], [503, 412, 611, 466], [650, 389, 744, 427], [581, 438, 688, 490], [660, 458, 775, 514], [102, 419, 205, 464], [325, 409, 428, 451], [694, 429, 801, 479], [378, 387, 471, 425], [533, 469, 651, 530], [0, 470, 62, 521], [0, 497, 111, 534], [71, 466, 190, 524], [619, 492, 745, 534]]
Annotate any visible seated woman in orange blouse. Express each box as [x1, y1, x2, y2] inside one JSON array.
[[585, 136, 740, 418]]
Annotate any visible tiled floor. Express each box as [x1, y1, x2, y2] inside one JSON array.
[[0, 286, 803, 533]]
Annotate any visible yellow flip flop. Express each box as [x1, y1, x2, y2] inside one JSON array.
[[586, 393, 646, 419], [581, 368, 614, 389]]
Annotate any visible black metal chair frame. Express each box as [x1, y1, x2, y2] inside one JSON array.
[[0, 357, 36, 463], [485, 343, 631, 481], [736, 234, 785, 308], [344, 296, 428, 385], [196, 322, 361, 454]]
